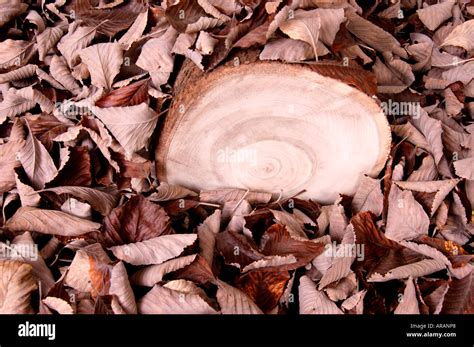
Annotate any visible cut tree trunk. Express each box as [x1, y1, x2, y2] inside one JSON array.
[[155, 53, 391, 203]]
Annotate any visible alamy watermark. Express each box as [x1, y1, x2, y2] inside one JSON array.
[[55, 101, 93, 120], [216, 147, 258, 166], [381, 99, 421, 119], [324, 241, 365, 261], [0, 240, 38, 261]]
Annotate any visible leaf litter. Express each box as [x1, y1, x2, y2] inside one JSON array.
[[0, 0, 473, 315]]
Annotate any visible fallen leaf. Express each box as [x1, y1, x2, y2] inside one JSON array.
[[199, 188, 272, 205], [57, 23, 97, 68], [236, 268, 290, 313], [260, 224, 325, 267], [417, 0, 455, 31], [197, 209, 221, 266], [102, 195, 171, 247], [92, 103, 161, 155], [352, 175, 383, 216], [109, 234, 197, 266], [40, 186, 119, 216], [454, 157, 474, 180], [441, 19, 474, 51], [0, 0, 27, 27], [0, 260, 37, 314], [216, 280, 263, 314], [95, 79, 149, 108], [138, 284, 217, 314], [109, 261, 137, 314], [299, 275, 343, 314], [260, 38, 315, 62], [394, 277, 420, 314], [75, 0, 147, 37], [79, 42, 123, 90], [130, 254, 197, 287], [5, 206, 101, 236], [280, 10, 321, 58], [37, 26, 65, 61], [385, 184, 430, 241], [18, 121, 58, 190]]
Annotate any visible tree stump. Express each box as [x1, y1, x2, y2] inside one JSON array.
[[155, 55, 391, 203]]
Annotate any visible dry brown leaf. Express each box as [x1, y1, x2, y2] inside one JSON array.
[[109, 234, 197, 266], [37, 26, 65, 61], [9, 232, 54, 295], [341, 289, 366, 314], [412, 109, 444, 165], [368, 259, 446, 282], [324, 272, 357, 302], [19, 122, 58, 189], [5, 206, 101, 236], [102, 195, 171, 247], [0, 88, 36, 119], [441, 272, 473, 314], [417, 0, 455, 31], [148, 182, 197, 201], [40, 186, 119, 216], [236, 268, 290, 313], [260, 224, 325, 267], [303, 8, 345, 46], [394, 178, 460, 216], [64, 243, 111, 292], [345, 9, 402, 55], [15, 86, 54, 114], [260, 38, 315, 62], [0, 260, 37, 313], [318, 226, 356, 289], [394, 277, 420, 314], [57, 23, 97, 68], [0, 64, 37, 84], [199, 188, 272, 205], [130, 254, 197, 287], [80, 42, 123, 90], [352, 175, 383, 216], [373, 58, 408, 93], [42, 297, 74, 314], [0, 120, 25, 192], [441, 19, 474, 51], [0, 0, 27, 27], [299, 275, 343, 314], [0, 39, 30, 68], [385, 184, 430, 241], [95, 79, 149, 108], [197, 209, 221, 266], [138, 284, 217, 314], [15, 172, 40, 207], [326, 202, 347, 242], [136, 26, 178, 87], [280, 11, 321, 58], [454, 157, 474, 179], [119, 9, 148, 50], [109, 261, 137, 314], [444, 88, 463, 117], [216, 279, 263, 314], [50, 55, 82, 93], [61, 198, 92, 219], [196, 31, 219, 55], [91, 103, 161, 155], [392, 123, 430, 153], [351, 212, 426, 279], [75, 0, 146, 37], [242, 255, 298, 272], [270, 209, 308, 240]]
